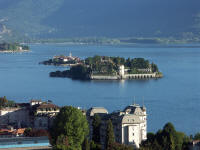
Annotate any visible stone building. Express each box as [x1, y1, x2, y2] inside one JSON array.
[[32, 103, 59, 129], [87, 104, 147, 149], [0, 104, 30, 128], [0, 100, 59, 130]]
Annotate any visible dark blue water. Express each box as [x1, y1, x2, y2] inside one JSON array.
[[0, 44, 200, 135]]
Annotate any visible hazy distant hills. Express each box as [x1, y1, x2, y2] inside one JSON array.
[[1, 0, 200, 41]]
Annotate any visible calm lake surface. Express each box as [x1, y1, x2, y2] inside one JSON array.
[[0, 44, 200, 135]]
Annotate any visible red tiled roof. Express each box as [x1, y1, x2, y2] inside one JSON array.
[[13, 128, 25, 135], [0, 129, 12, 132], [0, 128, 25, 136]]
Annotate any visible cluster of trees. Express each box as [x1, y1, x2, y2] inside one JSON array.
[[0, 42, 29, 51], [69, 65, 92, 79], [89, 114, 133, 150], [193, 133, 200, 140], [85, 55, 159, 74], [125, 58, 149, 69], [85, 56, 116, 75], [50, 65, 91, 79], [49, 106, 134, 150], [49, 106, 89, 150], [0, 96, 16, 108], [49, 106, 200, 150], [140, 122, 190, 150]]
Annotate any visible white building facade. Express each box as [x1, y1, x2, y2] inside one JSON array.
[[87, 104, 147, 149]]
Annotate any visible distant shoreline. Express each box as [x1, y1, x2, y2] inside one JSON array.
[[0, 50, 29, 53]]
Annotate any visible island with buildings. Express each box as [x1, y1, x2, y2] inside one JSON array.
[[40, 52, 81, 66], [50, 55, 163, 80], [0, 43, 30, 53]]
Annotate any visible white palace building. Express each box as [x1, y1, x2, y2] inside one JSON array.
[[87, 104, 147, 149]]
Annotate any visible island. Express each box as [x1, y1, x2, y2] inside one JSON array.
[[40, 52, 82, 66], [0, 42, 30, 53], [49, 55, 163, 80]]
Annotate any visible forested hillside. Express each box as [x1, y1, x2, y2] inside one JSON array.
[[1, 0, 200, 41]]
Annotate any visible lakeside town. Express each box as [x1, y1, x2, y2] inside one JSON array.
[[0, 96, 199, 150], [0, 1, 200, 150]]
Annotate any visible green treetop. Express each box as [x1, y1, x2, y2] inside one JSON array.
[[194, 133, 200, 140], [92, 114, 101, 144], [140, 122, 189, 150], [50, 106, 89, 150], [106, 119, 115, 149]]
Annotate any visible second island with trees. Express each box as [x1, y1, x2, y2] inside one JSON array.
[[49, 55, 163, 80]]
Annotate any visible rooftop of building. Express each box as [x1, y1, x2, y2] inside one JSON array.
[[124, 104, 146, 115], [36, 103, 59, 110], [30, 100, 42, 103], [87, 107, 108, 117]]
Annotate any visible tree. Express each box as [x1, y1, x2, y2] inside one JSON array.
[[50, 106, 89, 150], [90, 140, 101, 150], [92, 114, 101, 143], [107, 142, 134, 150], [106, 119, 115, 149], [140, 122, 188, 150], [151, 63, 159, 72], [82, 138, 90, 150], [70, 65, 91, 79], [194, 133, 200, 140]]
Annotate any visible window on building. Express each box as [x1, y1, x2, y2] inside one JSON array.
[[39, 119, 42, 127]]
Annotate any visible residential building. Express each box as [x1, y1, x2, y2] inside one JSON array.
[[87, 104, 147, 149], [0, 100, 59, 130]]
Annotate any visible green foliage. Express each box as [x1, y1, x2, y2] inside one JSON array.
[[55, 134, 69, 150], [107, 142, 134, 150], [140, 122, 189, 150], [194, 132, 200, 140], [85, 56, 155, 75], [106, 119, 115, 149], [50, 106, 89, 150], [82, 138, 90, 150], [92, 114, 101, 143], [151, 63, 159, 72], [24, 128, 32, 137], [0, 43, 29, 51], [69, 65, 91, 79], [0, 96, 16, 108], [125, 58, 150, 69], [111, 57, 125, 65], [90, 140, 101, 150]]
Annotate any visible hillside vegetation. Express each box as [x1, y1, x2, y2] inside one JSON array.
[[0, 0, 200, 42]]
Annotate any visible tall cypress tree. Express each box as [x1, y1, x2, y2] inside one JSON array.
[[92, 114, 101, 143], [106, 119, 115, 149], [82, 138, 90, 150]]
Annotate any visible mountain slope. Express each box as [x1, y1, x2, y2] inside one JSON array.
[[1, 0, 200, 40]]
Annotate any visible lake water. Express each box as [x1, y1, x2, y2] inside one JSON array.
[[0, 44, 200, 135]]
